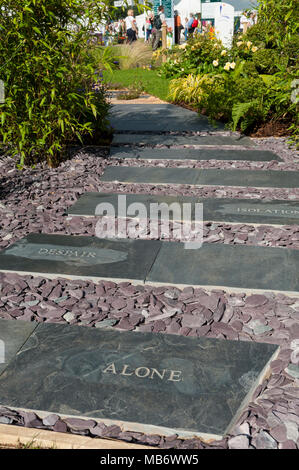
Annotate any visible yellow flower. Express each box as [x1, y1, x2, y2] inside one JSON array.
[[230, 62, 236, 69], [246, 41, 252, 48], [178, 44, 187, 49], [224, 62, 230, 71], [237, 41, 243, 47], [221, 50, 227, 56], [251, 46, 258, 52], [213, 60, 219, 67]]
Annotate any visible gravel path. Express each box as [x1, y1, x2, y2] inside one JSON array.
[[0, 131, 298, 449]]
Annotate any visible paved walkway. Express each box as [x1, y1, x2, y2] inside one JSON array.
[[0, 100, 298, 449]]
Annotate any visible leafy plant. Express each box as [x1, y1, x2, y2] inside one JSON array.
[[0, 0, 115, 167], [91, 46, 120, 73]]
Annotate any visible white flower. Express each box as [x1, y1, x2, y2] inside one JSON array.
[[221, 50, 227, 56], [230, 62, 236, 69], [251, 46, 258, 52], [246, 41, 252, 48], [224, 62, 230, 71], [213, 60, 219, 67], [237, 41, 243, 47]]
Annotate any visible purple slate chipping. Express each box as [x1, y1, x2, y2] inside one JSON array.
[[0, 108, 298, 449]]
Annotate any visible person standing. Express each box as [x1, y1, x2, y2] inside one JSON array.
[[240, 11, 249, 34], [184, 17, 189, 41], [174, 10, 182, 45], [187, 13, 195, 36], [125, 9, 138, 44], [151, 5, 166, 51], [145, 12, 154, 42]]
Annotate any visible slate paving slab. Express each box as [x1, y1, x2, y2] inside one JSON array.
[[1, 235, 299, 294], [110, 119, 218, 133], [110, 104, 205, 119], [0, 319, 38, 375], [112, 134, 256, 147], [146, 243, 299, 294], [100, 166, 299, 189], [110, 147, 281, 162], [68, 192, 299, 226], [109, 103, 220, 132], [0, 320, 279, 439], [0, 233, 162, 284]]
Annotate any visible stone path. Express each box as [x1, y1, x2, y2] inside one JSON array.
[[0, 101, 298, 449], [110, 147, 282, 162], [100, 166, 299, 189], [68, 192, 299, 226]]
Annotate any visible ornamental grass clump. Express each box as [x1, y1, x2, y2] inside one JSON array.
[[0, 0, 110, 168], [116, 41, 153, 70]]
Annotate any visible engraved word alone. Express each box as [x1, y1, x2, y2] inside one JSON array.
[[103, 363, 183, 382]]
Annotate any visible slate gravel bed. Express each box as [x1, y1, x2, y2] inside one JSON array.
[[109, 157, 299, 172], [0, 137, 298, 449], [1, 150, 299, 251], [114, 135, 299, 165], [0, 272, 298, 449]]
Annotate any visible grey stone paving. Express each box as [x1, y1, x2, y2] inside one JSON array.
[[0, 319, 38, 375], [0, 233, 162, 284], [100, 166, 299, 189], [109, 104, 221, 132], [110, 147, 281, 162], [112, 133, 256, 147], [0, 319, 278, 438], [1, 235, 299, 294], [68, 192, 299, 226], [110, 104, 207, 118], [146, 243, 299, 294]]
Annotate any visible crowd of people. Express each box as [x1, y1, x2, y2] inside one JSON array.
[[100, 8, 258, 49]]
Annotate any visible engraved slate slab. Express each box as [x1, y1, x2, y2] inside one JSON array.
[[68, 192, 299, 225], [0, 320, 279, 439], [100, 166, 299, 189], [68, 192, 196, 220], [0, 319, 38, 375], [110, 147, 281, 162], [0, 234, 162, 283], [112, 133, 256, 147], [146, 243, 299, 294]]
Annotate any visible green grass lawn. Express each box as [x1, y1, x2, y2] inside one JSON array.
[[103, 68, 171, 102]]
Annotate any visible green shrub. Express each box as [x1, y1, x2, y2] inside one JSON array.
[[0, 0, 110, 167], [251, 49, 283, 74], [158, 33, 224, 79]]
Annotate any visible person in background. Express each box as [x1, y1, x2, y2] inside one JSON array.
[[240, 11, 249, 34], [187, 13, 196, 36], [118, 19, 126, 44], [125, 9, 137, 44], [145, 11, 154, 42], [174, 10, 182, 45], [249, 11, 257, 27], [184, 17, 189, 41], [151, 5, 166, 51]]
